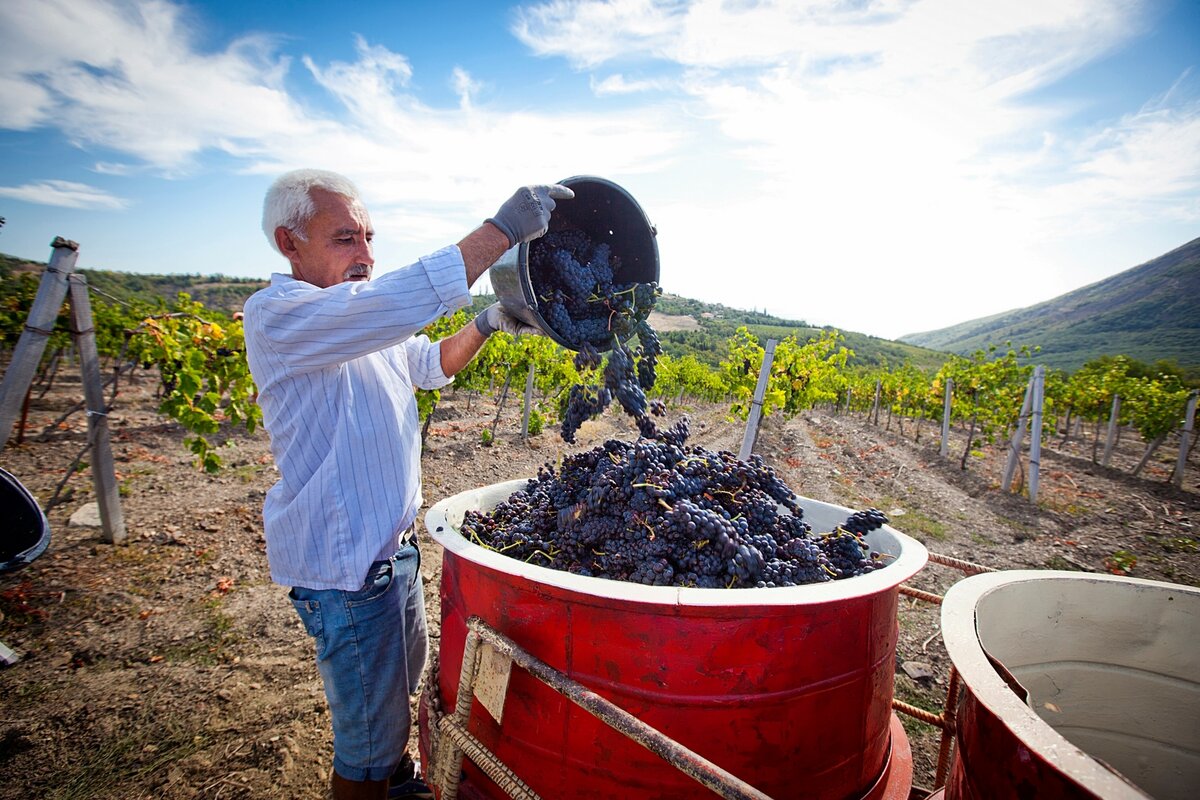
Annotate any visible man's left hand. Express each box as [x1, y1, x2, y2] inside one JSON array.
[[475, 303, 544, 337]]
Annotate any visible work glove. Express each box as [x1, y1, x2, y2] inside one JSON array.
[[486, 184, 575, 247], [475, 303, 544, 338]]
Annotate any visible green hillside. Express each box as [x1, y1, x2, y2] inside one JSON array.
[[2, 253, 266, 316], [899, 237, 1200, 373], [650, 293, 950, 371]]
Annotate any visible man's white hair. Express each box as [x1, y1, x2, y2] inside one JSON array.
[[262, 169, 362, 255]]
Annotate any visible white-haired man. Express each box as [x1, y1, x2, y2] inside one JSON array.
[[244, 170, 572, 800]]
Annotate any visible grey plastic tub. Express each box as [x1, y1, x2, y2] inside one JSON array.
[[940, 570, 1200, 799]]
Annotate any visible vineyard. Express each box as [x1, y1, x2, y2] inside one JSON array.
[[1, 262, 1198, 798]]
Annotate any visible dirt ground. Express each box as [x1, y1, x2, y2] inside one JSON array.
[[1, 366, 1197, 799]]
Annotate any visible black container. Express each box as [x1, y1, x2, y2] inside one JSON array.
[[0, 467, 50, 574], [489, 175, 659, 351]]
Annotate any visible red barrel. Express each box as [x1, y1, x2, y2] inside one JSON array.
[[422, 480, 927, 799], [940, 571, 1200, 800]]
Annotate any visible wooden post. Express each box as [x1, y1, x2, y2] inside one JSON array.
[[68, 274, 126, 543], [738, 339, 777, 461], [1173, 390, 1198, 488], [521, 364, 535, 443], [1101, 395, 1121, 467], [871, 380, 882, 425], [1029, 366, 1045, 504], [939, 378, 953, 458], [1002, 375, 1035, 492], [0, 238, 79, 450]]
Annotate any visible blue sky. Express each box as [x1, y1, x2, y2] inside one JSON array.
[[1, 0, 1197, 340]]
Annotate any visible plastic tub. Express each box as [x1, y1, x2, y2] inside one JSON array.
[[422, 479, 928, 799], [0, 467, 50, 574], [489, 175, 659, 351], [940, 570, 1200, 799]]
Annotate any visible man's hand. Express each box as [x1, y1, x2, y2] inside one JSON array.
[[486, 185, 575, 247], [474, 303, 544, 338]]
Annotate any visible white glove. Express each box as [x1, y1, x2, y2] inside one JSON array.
[[474, 303, 544, 338]]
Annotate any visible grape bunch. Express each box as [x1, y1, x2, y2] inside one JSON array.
[[842, 508, 888, 536], [459, 427, 891, 588], [531, 228, 667, 443]]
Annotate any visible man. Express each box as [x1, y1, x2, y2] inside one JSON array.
[[243, 169, 572, 800]]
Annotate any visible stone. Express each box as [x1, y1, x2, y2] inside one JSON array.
[[902, 660, 935, 683], [68, 502, 102, 528]]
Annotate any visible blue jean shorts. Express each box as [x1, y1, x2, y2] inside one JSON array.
[[289, 542, 428, 782]]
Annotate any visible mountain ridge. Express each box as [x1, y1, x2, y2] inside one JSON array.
[[898, 237, 1200, 372]]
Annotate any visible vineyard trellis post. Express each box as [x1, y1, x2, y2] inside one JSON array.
[[0, 238, 126, 543], [0, 238, 78, 449], [1002, 376, 1035, 492], [738, 339, 777, 461], [1028, 365, 1046, 504], [939, 378, 952, 458], [521, 363, 535, 443], [1101, 395, 1121, 467], [66, 273, 126, 543], [871, 380, 882, 425], [1173, 390, 1198, 489]]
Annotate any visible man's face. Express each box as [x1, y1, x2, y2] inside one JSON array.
[[277, 188, 375, 288]]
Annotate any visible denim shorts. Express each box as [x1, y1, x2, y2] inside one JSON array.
[[289, 542, 428, 782]]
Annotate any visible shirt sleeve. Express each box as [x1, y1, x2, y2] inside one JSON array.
[[404, 335, 454, 390], [249, 246, 470, 374]]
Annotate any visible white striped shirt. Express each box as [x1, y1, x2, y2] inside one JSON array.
[[243, 245, 471, 590]]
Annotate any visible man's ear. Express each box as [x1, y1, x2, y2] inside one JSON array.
[[275, 226, 300, 263]]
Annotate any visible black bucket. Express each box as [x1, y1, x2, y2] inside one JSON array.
[[489, 175, 659, 351], [0, 468, 50, 574]]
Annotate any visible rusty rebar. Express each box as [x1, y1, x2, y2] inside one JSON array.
[[934, 668, 960, 787], [927, 551, 995, 575], [436, 715, 541, 800], [465, 616, 773, 800], [899, 584, 943, 604]]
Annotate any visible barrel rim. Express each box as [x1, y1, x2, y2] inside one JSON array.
[[425, 477, 928, 607], [940, 570, 1197, 799], [0, 466, 51, 573]]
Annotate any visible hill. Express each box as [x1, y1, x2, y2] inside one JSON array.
[[648, 293, 951, 372], [898, 237, 1200, 372], [1, 253, 267, 317]]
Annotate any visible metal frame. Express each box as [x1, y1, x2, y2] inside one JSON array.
[[892, 551, 996, 789], [424, 615, 773, 800]]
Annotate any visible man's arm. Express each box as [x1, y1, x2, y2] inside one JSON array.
[[457, 223, 511, 289], [438, 317, 489, 377]]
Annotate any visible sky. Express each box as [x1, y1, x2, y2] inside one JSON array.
[[0, 0, 1198, 341]]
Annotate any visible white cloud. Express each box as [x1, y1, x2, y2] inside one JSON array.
[[0, 0, 1195, 340], [0, 0, 308, 172], [0, 180, 129, 209], [511, 0, 1200, 337], [590, 73, 669, 95], [0, 0, 682, 249]]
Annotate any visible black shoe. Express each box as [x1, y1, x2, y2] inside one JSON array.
[[388, 752, 434, 800]]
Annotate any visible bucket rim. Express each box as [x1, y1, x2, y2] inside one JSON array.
[[0, 466, 51, 573], [425, 477, 928, 607]]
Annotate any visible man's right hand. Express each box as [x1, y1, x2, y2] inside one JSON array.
[[486, 185, 575, 247]]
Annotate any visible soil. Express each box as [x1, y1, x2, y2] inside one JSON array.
[[1, 367, 1197, 799]]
